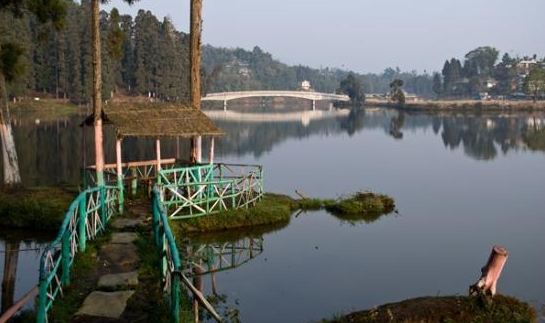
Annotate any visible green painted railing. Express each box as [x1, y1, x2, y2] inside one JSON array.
[[36, 185, 121, 323], [151, 186, 182, 323], [159, 163, 264, 219]]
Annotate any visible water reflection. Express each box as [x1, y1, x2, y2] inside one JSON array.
[[0, 235, 50, 314], [2, 106, 545, 185], [181, 234, 266, 323]]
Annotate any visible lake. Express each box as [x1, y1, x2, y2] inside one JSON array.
[[2, 106, 544, 322]]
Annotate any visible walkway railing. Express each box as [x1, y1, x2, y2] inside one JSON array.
[[159, 163, 264, 219], [152, 187, 182, 323], [36, 186, 120, 323], [83, 158, 178, 188]]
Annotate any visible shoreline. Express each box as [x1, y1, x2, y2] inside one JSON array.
[[365, 99, 545, 111]]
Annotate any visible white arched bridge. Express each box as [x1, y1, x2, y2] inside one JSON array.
[[202, 90, 350, 110]]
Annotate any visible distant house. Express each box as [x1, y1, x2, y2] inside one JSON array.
[[300, 80, 312, 91], [516, 59, 538, 76], [485, 79, 497, 89]]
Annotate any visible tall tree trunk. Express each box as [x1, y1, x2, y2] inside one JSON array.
[[189, 0, 203, 163], [0, 72, 21, 186], [91, 0, 105, 185], [1, 241, 19, 313]]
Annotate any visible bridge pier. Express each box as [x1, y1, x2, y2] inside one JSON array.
[[312, 100, 316, 111], [223, 100, 227, 111]]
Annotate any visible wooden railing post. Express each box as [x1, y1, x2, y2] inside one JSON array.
[[61, 232, 71, 285], [78, 194, 87, 252]]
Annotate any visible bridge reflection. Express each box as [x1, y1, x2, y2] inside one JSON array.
[[182, 237, 264, 276]]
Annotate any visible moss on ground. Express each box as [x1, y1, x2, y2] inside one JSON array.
[[171, 193, 296, 234], [325, 295, 537, 323], [49, 243, 101, 322], [0, 186, 76, 231]]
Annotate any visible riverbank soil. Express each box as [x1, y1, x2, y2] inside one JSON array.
[[328, 295, 537, 323], [366, 98, 545, 111]]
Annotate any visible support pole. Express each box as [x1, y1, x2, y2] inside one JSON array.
[[156, 138, 162, 184], [91, 0, 105, 186], [115, 136, 124, 214], [470, 245, 509, 296], [190, 0, 203, 164], [223, 100, 227, 111], [209, 137, 215, 164], [312, 99, 316, 111]]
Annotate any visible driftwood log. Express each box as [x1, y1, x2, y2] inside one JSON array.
[[469, 245, 508, 296]]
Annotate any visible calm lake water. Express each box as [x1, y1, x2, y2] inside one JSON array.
[[2, 106, 545, 321]]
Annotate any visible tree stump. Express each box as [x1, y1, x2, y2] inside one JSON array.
[[469, 245, 508, 296]]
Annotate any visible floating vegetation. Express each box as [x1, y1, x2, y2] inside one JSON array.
[[324, 192, 396, 224], [325, 295, 537, 323]]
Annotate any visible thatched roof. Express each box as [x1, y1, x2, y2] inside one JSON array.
[[84, 102, 224, 138]]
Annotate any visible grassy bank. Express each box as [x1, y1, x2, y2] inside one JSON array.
[[325, 295, 537, 323], [366, 98, 545, 111], [10, 100, 81, 121], [171, 191, 396, 234], [0, 187, 76, 231]]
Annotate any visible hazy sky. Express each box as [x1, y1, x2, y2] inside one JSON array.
[[104, 0, 545, 74]]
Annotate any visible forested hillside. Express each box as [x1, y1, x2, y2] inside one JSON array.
[[1, 0, 435, 104]]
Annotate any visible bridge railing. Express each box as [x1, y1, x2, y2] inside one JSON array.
[[151, 187, 182, 323], [159, 163, 263, 219], [83, 158, 178, 189], [36, 185, 120, 323]]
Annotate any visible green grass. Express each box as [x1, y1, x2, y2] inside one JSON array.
[[171, 193, 296, 234], [10, 100, 80, 120], [49, 244, 100, 322], [0, 186, 76, 231], [325, 295, 537, 323]]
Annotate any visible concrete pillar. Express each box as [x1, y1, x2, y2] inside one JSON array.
[[115, 137, 124, 213], [223, 100, 227, 111], [312, 100, 316, 111], [209, 137, 215, 164], [156, 138, 162, 181]]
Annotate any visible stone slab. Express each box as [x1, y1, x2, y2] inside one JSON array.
[[99, 243, 139, 271], [110, 232, 138, 244], [111, 218, 144, 230], [76, 291, 135, 318], [98, 271, 138, 290]]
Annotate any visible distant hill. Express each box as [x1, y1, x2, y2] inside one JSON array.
[[2, 1, 434, 104]]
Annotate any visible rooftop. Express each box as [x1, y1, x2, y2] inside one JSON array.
[[84, 102, 224, 138]]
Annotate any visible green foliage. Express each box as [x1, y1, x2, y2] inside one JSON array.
[[389, 78, 405, 104], [0, 186, 75, 231], [337, 72, 365, 105], [0, 42, 25, 81], [524, 67, 545, 101], [432, 72, 442, 96]]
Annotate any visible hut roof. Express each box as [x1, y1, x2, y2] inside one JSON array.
[[85, 102, 224, 138]]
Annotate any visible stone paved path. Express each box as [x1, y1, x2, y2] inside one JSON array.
[[73, 202, 148, 322]]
